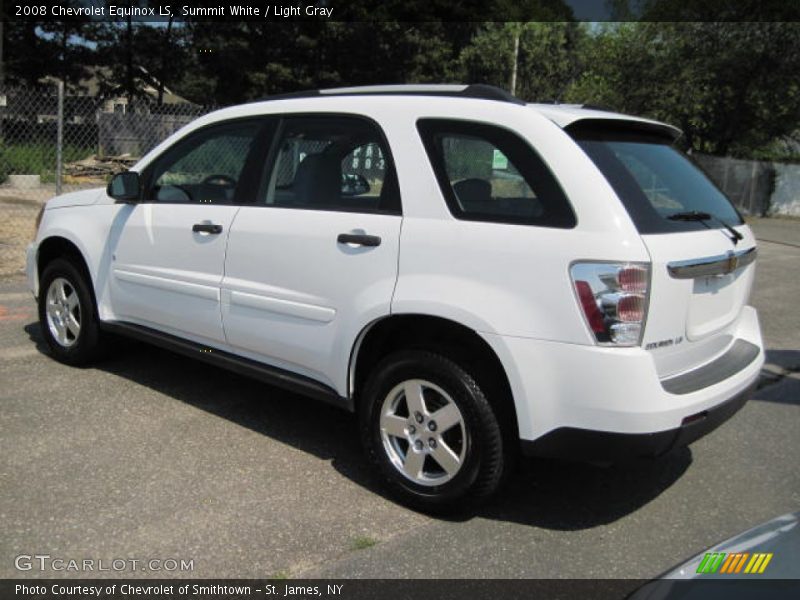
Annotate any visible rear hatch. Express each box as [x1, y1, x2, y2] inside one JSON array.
[[570, 120, 757, 378]]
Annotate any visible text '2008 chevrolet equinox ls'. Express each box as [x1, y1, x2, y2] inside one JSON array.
[[28, 84, 764, 512]]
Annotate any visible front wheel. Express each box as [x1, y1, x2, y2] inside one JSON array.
[[38, 258, 105, 365], [359, 350, 507, 513]]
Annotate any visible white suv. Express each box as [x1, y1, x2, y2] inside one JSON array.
[[27, 84, 764, 512]]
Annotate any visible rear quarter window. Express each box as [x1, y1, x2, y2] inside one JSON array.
[[417, 119, 576, 228]]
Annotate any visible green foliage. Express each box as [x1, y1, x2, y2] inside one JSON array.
[[748, 137, 800, 163], [458, 22, 584, 101], [3, 17, 798, 161], [268, 570, 290, 580], [564, 23, 800, 157], [0, 144, 93, 184], [177, 22, 482, 104], [350, 536, 378, 551], [3, 20, 101, 91]]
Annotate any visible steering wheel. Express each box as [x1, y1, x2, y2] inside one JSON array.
[[202, 174, 237, 188]]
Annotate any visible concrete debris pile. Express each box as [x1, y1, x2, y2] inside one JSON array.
[[65, 154, 138, 180]]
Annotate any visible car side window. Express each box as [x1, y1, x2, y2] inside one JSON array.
[[147, 121, 261, 204], [262, 116, 401, 214], [417, 119, 576, 228]]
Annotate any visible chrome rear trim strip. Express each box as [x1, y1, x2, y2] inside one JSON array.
[[667, 247, 757, 280]]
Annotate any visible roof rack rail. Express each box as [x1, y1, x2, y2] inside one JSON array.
[[258, 84, 525, 105], [580, 103, 616, 112]]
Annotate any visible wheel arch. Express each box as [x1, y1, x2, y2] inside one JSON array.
[[348, 313, 519, 440], [37, 236, 97, 308]]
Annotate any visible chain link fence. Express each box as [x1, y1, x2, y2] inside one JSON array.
[[694, 153, 800, 219], [0, 83, 210, 278], [2, 84, 799, 280]]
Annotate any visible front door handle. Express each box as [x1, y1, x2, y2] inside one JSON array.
[[337, 233, 381, 247], [193, 223, 223, 234]]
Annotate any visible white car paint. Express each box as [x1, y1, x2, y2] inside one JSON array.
[[221, 207, 402, 390], [108, 203, 240, 342], [27, 90, 764, 447]]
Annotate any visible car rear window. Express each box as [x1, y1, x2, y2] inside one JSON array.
[[570, 123, 743, 234], [417, 119, 576, 228]]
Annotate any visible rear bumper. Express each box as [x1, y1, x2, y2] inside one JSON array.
[[481, 305, 764, 449], [520, 382, 753, 460]]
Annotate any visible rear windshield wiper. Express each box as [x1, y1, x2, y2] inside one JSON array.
[[667, 211, 744, 244]]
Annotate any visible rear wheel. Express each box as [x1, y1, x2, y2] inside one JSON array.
[[38, 258, 104, 365], [359, 350, 507, 513]]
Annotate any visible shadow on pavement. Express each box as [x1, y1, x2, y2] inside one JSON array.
[[475, 450, 691, 529], [25, 320, 693, 531], [756, 349, 800, 406]]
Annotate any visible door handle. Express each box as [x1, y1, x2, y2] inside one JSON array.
[[192, 223, 223, 234], [337, 233, 381, 247]]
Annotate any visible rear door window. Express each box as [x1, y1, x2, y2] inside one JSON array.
[[417, 119, 576, 228], [262, 116, 400, 214]]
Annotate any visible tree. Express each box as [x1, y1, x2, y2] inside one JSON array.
[[565, 23, 800, 157], [2, 21, 53, 87], [458, 23, 585, 101], [37, 20, 98, 90], [175, 21, 481, 104], [92, 9, 190, 104], [1, 18, 100, 90]]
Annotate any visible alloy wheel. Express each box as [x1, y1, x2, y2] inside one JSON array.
[[45, 277, 82, 348], [379, 379, 468, 486]]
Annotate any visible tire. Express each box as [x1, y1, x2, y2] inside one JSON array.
[[359, 350, 507, 513], [38, 258, 105, 366]]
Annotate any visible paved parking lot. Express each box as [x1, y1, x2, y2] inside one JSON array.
[[1, 219, 798, 580]]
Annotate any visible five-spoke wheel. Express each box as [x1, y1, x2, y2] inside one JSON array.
[[380, 379, 467, 486], [45, 277, 82, 347], [38, 258, 105, 365], [361, 350, 508, 513]]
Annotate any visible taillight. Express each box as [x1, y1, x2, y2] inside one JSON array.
[[570, 262, 650, 346], [617, 265, 648, 294], [574, 280, 605, 333]]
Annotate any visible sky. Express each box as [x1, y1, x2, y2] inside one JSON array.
[[565, 0, 622, 21]]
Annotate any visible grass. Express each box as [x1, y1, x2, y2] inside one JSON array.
[[268, 570, 290, 580], [0, 143, 94, 184], [350, 535, 378, 551]]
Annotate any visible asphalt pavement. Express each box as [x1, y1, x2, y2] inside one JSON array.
[[1, 218, 798, 579]]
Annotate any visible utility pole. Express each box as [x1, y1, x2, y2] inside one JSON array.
[[56, 79, 64, 196], [0, 0, 5, 86], [509, 28, 520, 96]]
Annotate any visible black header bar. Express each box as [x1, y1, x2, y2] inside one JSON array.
[[3, 0, 800, 23]]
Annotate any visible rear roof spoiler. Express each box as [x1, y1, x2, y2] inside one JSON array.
[[565, 118, 683, 143]]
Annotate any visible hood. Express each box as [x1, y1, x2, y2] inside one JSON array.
[[626, 513, 800, 599], [46, 188, 106, 210], [660, 512, 800, 580]]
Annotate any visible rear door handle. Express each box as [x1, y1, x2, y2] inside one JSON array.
[[337, 233, 381, 247], [192, 223, 223, 234]]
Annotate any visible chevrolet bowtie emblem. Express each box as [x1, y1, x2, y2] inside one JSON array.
[[726, 251, 739, 273]]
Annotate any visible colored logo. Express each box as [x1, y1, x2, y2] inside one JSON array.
[[696, 552, 773, 574]]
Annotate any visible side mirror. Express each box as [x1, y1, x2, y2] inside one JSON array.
[[341, 173, 370, 196], [107, 171, 141, 203]]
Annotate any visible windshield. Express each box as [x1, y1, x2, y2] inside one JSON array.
[[574, 132, 743, 234]]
